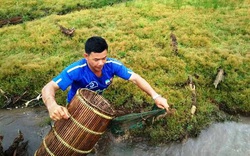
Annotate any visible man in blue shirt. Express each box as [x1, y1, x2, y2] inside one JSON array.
[[42, 36, 169, 121]]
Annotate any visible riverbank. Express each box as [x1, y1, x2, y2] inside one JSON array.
[[0, 107, 249, 156]]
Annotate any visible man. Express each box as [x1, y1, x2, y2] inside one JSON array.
[[42, 36, 169, 121]]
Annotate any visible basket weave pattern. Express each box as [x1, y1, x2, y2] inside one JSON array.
[[35, 88, 115, 156]]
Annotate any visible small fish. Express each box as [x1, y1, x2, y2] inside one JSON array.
[[57, 24, 75, 36], [213, 68, 225, 88], [191, 105, 196, 118], [170, 32, 178, 55], [0, 88, 5, 94]]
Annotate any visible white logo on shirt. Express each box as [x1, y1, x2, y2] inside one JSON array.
[[86, 81, 98, 89]]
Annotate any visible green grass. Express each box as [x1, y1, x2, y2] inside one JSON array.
[[0, 0, 132, 22], [0, 0, 249, 144]]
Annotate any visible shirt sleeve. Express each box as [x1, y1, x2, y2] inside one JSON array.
[[52, 69, 73, 91], [111, 59, 133, 80]]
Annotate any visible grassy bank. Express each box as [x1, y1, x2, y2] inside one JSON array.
[[0, 0, 131, 25], [0, 0, 249, 144]]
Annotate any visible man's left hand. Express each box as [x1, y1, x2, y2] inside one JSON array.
[[155, 96, 169, 111]]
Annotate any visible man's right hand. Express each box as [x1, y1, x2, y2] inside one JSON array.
[[42, 81, 70, 121], [47, 104, 71, 121]]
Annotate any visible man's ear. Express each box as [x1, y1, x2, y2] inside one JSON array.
[[83, 53, 88, 58]]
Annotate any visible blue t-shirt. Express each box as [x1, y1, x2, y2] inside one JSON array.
[[52, 58, 133, 102]]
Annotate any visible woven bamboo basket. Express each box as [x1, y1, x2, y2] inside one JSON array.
[[35, 88, 116, 156]]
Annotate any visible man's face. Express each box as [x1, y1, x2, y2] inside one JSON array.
[[84, 50, 107, 73]]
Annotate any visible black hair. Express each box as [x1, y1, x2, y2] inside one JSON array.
[[85, 36, 108, 54]]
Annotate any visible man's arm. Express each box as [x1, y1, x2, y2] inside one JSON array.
[[129, 73, 169, 111], [42, 81, 70, 121]]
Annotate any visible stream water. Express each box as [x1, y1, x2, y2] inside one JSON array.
[[0, 107, 249, 156]]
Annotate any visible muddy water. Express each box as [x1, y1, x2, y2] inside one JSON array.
[[0, 107, 250, 156], [94, 118, 250, 156], [0, 107, 50, 155]]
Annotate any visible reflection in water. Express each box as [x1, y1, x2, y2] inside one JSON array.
[[0, 107, 249, 156]]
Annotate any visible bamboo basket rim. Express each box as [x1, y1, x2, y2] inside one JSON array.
[[78, 88, 116, 117]]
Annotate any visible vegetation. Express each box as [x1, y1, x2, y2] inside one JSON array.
[[0, 0, 131, 23], [0, 0, 249, 144]]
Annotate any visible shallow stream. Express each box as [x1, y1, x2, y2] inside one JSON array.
[[0, 107, 249, 156]]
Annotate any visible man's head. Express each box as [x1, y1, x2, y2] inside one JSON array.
[[84, 36, 108, 74], [85, 36, 108, 54]]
